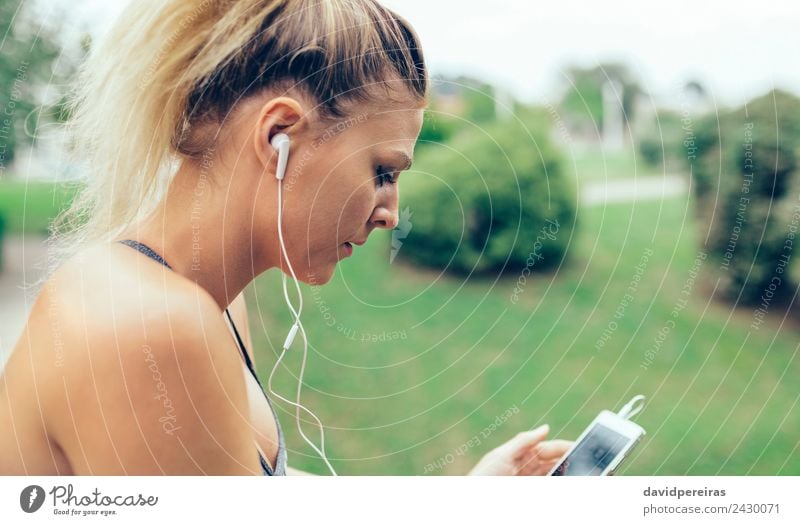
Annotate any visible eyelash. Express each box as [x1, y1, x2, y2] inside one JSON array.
[[375, 165, 398, 187]]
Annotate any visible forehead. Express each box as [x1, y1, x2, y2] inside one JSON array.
[[332, 101, 424, 149], [366, 106, 423, 137], [310, 83, 426, 160]]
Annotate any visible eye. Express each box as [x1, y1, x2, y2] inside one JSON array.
[[375, 165, 398, 187]]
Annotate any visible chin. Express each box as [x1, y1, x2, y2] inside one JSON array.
[[300, 264, 335, 286]]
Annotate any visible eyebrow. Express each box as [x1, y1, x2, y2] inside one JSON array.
[[387, 150, 413, 171]]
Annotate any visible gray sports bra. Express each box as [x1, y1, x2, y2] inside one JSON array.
[[117, 239, 287, 476]]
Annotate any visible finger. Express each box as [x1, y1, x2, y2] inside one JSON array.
[[533, 439, 573, 460], [507, 424, 550, 451], [515, 443, 560, 473], [513, 436, 568, 463], [516, 455, 558, 476], [515, 441, 568, 475], [534, 459, 559, 476], [512, 453, 536, 476]]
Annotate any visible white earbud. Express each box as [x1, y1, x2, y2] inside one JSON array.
[[271, 132, 290, 180]]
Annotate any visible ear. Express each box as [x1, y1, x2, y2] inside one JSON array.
[[252, 96, 309, 173]]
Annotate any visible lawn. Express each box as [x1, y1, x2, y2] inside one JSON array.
[[0, 179, 77, 235], [247, 185, 799, 475], [565, 145, 667, 181]]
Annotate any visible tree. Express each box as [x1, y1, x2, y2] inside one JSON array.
[[0, 0, 72, 177], [558, 62, 641, 137], [690, 89, 800, 303]]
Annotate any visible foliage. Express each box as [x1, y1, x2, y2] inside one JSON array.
[[0, 0, 75, 173], [400, 108, 576, 276], [637, 110, 686, 170], [689, 89, 800, 303]]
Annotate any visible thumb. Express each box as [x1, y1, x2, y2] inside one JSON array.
[[508, 424, 550, 449]]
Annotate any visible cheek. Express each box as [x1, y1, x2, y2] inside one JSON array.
[[341, 184, 375, 223], [292, 187, 367, 259], [314, 172, 374, 230]]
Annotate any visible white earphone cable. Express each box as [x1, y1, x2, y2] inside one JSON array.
[[267, 174, 337, 476], [617, 395, 646, 421]]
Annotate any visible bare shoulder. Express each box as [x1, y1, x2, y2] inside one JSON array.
[[16, 243, 259, 474], [26, 242, 224, 371], [40, 242, 219, 332]]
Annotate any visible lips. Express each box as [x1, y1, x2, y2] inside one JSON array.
[[340, 237, 366, 258]]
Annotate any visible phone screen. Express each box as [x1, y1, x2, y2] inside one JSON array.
[[551, 423, 632, 476]]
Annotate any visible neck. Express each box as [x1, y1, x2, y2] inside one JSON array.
[[121, 160, 272, 310]]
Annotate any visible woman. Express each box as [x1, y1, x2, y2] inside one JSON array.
[[0, 0, 569, 475]]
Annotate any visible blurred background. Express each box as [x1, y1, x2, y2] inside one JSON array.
[[0, 0, 798, 475]]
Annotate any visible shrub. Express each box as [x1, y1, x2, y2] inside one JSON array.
[[689, 89, 800, 303], [638, 134, 664, 167], [636, 110, 686, 172], [398, 109, 576, 276]]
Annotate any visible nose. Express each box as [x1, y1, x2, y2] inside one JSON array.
[[369, 205, 399, 230]]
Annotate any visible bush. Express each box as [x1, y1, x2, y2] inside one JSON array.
[[636, 110, 686, 171], [690, 89, 800, 303], [398, 108, 576, 276], [638, 135, 664, 167]]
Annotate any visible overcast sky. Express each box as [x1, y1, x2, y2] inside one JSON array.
[[54, 0, 800, 109]]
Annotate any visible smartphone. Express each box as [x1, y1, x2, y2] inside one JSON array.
[[548, 410, 645, 476]]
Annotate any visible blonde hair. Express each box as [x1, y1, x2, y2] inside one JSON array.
[[48, 0, 426, 273]]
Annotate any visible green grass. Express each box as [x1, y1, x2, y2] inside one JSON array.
[[567, 146, 666, 181], [0, 180, 78, 235], [248, 190, 800, 475]]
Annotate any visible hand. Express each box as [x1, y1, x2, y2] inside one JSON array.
[[468, 424, 572, 476]]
